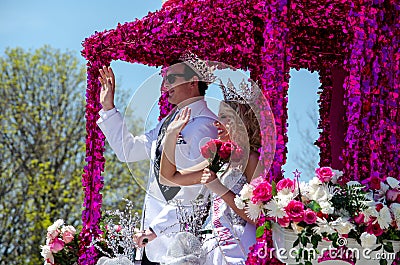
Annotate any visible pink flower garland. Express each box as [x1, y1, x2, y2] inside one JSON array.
[[316, 67, 333, 167], [79, 61, 109, 264]]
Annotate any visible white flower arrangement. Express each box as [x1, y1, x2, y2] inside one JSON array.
[[235, 167, 400, 264]]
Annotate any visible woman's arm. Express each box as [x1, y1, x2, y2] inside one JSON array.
[[201, 168, 256, 225], [244, 151, 262, 183], [159, 107, 206, 186]]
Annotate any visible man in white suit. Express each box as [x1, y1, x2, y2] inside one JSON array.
[[97, 58, 217, 264]]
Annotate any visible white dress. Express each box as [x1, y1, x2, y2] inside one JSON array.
[[203, 166, 256, 265]]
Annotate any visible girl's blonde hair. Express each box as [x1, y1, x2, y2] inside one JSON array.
[[224, 101, 261, 153]]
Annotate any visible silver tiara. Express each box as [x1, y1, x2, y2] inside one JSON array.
[[219, 78, 260, 104], [179, 52, 216, 84]]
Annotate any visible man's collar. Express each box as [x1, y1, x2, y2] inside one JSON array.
[[175, 97, 208, 118]]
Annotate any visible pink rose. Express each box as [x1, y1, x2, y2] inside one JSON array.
[[277, 216, 290, 227], [251, 181, 273, 204], [47, 230, 59, 240], [250, 176, 263, 187], [218, 141, 234, 159], [285, 200, 305, 222], [231, 145, 244, 162], [62, 231, 75, 244], [50, 237, 64, 253], [303, 209, 317, 224], [366, 220, 384, 237], [386, 189, 400, 203], [276, 178, 295, 192], [362, 176, 382, 190], [315, 167, 335, 183], [200, 140, 219, 159], [354, 213, 365, 224]]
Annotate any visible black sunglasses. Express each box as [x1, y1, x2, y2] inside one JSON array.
[[165, 73, 186, 84]]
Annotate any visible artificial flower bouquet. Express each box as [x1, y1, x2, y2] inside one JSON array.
[[235, 167, 400, 265], [40, 200, 140, 265], [40, 219, 79, 265], [200, 139, 243, 173]]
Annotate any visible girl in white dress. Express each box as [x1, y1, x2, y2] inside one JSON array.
[[159, 101, 262, 265]]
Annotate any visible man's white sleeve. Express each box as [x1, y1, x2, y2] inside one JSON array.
[[97, 108, 158, 162]]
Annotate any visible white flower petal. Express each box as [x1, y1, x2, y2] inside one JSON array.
[[245, 202, 262, 221], [234, 196, 245, 210], [360, 232, 377, 248], [387, 177, 400, 189], [239, 184, 254, 200]]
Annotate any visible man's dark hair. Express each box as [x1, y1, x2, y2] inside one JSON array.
[[168, 59, 209, 96]]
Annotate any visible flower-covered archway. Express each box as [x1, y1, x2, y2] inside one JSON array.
[[81, 0, 399, 264]]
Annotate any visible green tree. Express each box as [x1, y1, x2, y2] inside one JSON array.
[[0, 46, 147, 264]]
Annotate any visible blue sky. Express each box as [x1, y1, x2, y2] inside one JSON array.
[[0, 0, 320, 179]]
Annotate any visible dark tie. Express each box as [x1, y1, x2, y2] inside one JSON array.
[[154, 110, 181, 201]]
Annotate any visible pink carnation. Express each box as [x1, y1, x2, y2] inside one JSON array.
[[366, 220, 384, 237], [354, 213, 365, 224], [285, 200, 305, 222], [62, 231, 75, 244], [218, 141, 234, 159], [362, 175, 382, 190], [315, 167, 335, 183], [303, 209, 317, 224], [276, 178, 295, 192], [50, 237, 64, 253], [251, 181, 273, 204]]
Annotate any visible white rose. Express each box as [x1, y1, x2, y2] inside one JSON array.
[[309, 177, 322, 189], [360, 232, 377, 248], [40, 245, 55, 264], [332, 218, 354, 235], [387, 177, 400, 189], [377, 206, 392, 229], [330, 170, 343, 184], [61, 225, 76, 235], [53, 219, 64, 228], [390, 203, 400, 227], [309, 186, 326, 201], [239, 184, 254, 200], [48, 219, 64, 233], [234, 196, 245, 209], [363, 202, 379, 220], [319, 201, 334, 214]]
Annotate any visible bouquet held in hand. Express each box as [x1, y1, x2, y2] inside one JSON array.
[[200, 139, 243, 173]]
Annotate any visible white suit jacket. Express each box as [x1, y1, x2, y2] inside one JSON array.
[[97, 98, 218, 262]]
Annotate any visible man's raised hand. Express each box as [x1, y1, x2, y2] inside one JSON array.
[[99, 65, 116, 111]]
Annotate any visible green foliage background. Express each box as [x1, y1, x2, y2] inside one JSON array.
[[0, 46, 147, 264]]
